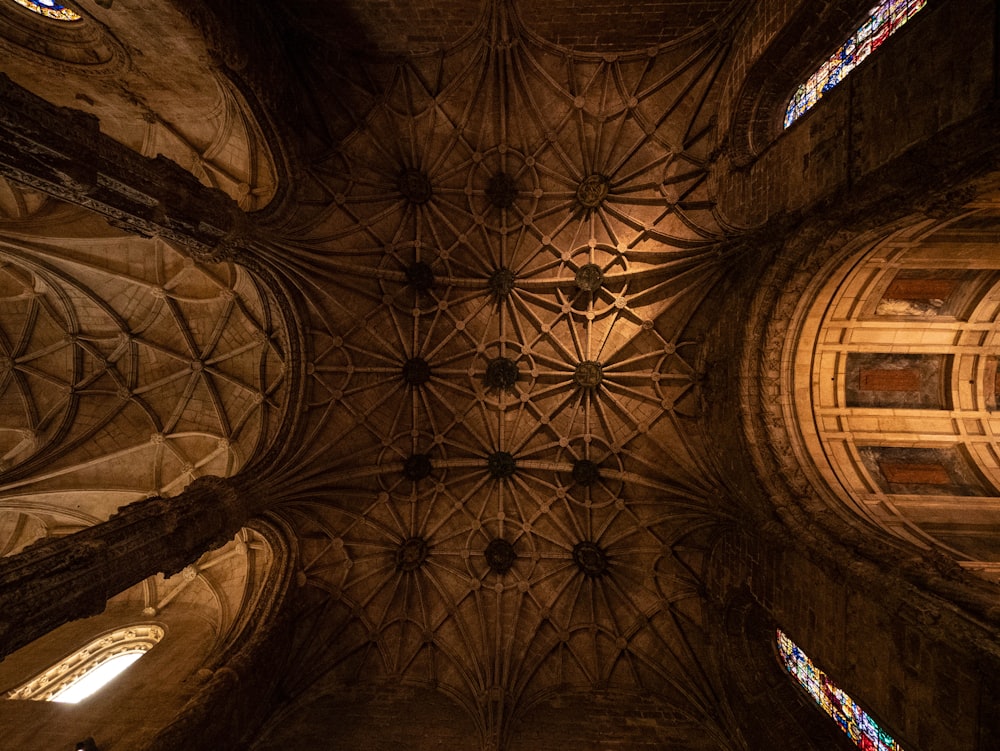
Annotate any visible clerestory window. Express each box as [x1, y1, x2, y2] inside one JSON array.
[[784, 0, 927, 128], [777, 629, 905, 751], [5, 624, 163, 703], [10, 0, 81, 21]]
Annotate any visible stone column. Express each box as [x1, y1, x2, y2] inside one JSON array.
[[0, 475, 258, 661], [139, 517, 298, 751], [0, 74, 247, 264]]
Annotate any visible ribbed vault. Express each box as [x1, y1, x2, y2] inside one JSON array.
[[2, 1, 1000, 750], [252, 2, 741, 746], [0, 183, 290, 536]]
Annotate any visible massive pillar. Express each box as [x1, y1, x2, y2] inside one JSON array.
[[0, 74, 248, 263], [0, 475, 260, 661]]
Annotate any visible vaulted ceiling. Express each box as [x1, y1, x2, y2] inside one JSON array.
[[0, 0, 749, 743], [250, 2, 743, 742], [8, 0, 998, 749]]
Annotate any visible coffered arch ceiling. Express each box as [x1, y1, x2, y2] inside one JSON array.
[[0, 185, 290, 542], [250, 1, 743, 746], [790, 194, 1000, 582]]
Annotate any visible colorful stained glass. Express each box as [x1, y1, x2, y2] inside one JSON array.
[[11, 0, 81, 21], [777, 629, 906, 751], [784, 0, 927, 128]]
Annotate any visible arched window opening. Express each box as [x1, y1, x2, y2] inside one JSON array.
[[784, 0, 926, 128], [5, 624, 163, 703], [777, 629, 905, 750], [10, 0, 81, 21], [50, 651, 144, 704]]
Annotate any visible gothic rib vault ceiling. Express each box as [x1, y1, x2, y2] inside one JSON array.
[[249, 1, 745, 745], [0, 0, 759, 747], [0, 198, 289, 534]]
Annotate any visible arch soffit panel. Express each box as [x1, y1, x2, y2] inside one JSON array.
[[789, 202, 1000, 581], [742, 173, 1000, 590]]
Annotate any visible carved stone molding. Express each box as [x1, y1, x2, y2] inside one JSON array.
[[0, 74, 249, 264], [138, 514, 300, 751]]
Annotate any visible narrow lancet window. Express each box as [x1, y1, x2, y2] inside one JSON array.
[[784, 0, 927, 127], [5, 625, 163, 703], [777, 629, 905, 751]]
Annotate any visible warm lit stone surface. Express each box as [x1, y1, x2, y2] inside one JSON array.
[[0, 2, 998, 751]]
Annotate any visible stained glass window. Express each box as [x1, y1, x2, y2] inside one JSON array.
[[777, 629, 906, 751], [11, 0, 82, 21], [784, 0, 927, 128]]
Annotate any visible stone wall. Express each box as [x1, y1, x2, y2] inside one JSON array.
[[0, 602, 216, 751], [251, 683, 479, 751], [508, 692, 722, 751], [717, 0, 998, 228], [708, 528, 996, 751]]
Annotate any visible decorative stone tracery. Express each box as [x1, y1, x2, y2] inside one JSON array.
[[403, 357, 433, 386], [571, 459, 600, 486], [0, 0, 907, 749], [6, 624, 163, 701], [576, 174, 610, 209], [574, 263, 604, 292], [486, 172, 518, 209], [487, 451, 517, 479], [403, 454, 433, 481], [398, 169, 433, 205], [573, 360, 604, 389], [488, 268, 517, 300], [405, 261, 435, 291], [572, 540, 609, 578], [485, 357, 519, 390], [279, 3, 728, 744]]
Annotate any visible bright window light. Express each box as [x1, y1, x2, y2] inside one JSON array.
[[5, 625, 163, 703], [51, 651, 144, 703]]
